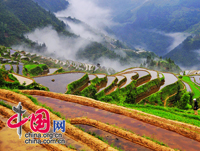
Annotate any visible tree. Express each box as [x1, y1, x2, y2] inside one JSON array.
[[177, 92, 192, 110], [146, 55, 151, 64], [125, 91, 136, 104]]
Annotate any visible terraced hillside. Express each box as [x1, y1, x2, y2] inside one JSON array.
[[1, 62, 200, 150]]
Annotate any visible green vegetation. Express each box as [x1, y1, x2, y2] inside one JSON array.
[[164, 36, 200, 67], [68, 145, 76, 150], [33, 0, 69, 12], [141, 80, 185, 106], [181, 76, 200, 99], [0, 68, 49, 90], [125, 104, 200, 127], [8, 73, 18, 81], [75, 125, 124, 151], [81, 76, 107, 99], [24, 64, 49, 76], [0, 0, 73, 47], [53, 67, 65, 74], [95, 77, 118, 99], [140, 55, 182, 74], [142, 135, 168, 147], [99, 73, 157, 104], [66, 74, 89, 94], [0, 100, 12, 110]]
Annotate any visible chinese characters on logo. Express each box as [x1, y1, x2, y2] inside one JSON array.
[[7, 102, 65, 139]]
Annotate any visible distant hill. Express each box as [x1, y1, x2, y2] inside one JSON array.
[[32, 0, 69, 12], [164, 36, 200, 69], [0, 0, 73, 46], [110, 0, 200, 68], [61, 17, 158, 67]]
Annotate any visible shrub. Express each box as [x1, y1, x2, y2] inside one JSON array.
[[66, 74, 89, 94], [8, 74, 18, 81], [100, 96, 114, 102], [178, 75, 183, 79], [177, 92, 192, 110]]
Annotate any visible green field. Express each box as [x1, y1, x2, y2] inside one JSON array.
[[182, 76, 200, 99], [108, 102, 200, 127]]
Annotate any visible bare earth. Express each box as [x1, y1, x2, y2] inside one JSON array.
[[12, 74, 34, 86]]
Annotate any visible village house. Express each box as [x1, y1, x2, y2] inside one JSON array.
[[21, 56, 30, 61]]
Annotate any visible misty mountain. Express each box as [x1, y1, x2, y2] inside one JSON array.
[[164, 36, 200, 69], [32, 0, 69, 12], [0, 0, 73, 46], [59, 16, 158, 67], [108, 0, 200, 68]]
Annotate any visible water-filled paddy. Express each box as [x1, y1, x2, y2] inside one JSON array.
[[135, 71, 149, 78], [33, 73, 85, 93], [98, 76, 116, 92], [121, 72, 137, 88], [10, 49, 16, 56], [12, 65, 17, 73], [75, 124, 151, 151], [18, 65, 23, 75], [5, 64, 11, 71], [159, 73, 163, 78], [159, 73, 178, 90], [48, 68, 58, 75], [191, 76, 200, 84], [88, 74, 96, 81], [33, 95, 200, 151], [182, 81, 192, 92], [147, 70, 157, 80], [116, 76, 125, 84], [96, 74, 106, 78]]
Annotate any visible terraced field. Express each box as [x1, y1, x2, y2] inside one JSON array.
[[159, 73, 178, 90], [98, 76, 116, 92], [120, 72, 137, 88], [33, 73, 85, 93], [1, 67, 200, 151], [182, 81, 192, 92], [5, 64, 11, 71], [191, 76, 200, 85], [48, 68, 58, 75], [30, 95, 200, 151]]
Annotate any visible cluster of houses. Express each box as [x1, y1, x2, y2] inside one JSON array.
[[1, 48, 113, 74], [0, 49, 41, 64]]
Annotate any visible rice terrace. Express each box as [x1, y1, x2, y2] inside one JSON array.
[[1, 0, 200, 150], [0, 46, 200, 151]]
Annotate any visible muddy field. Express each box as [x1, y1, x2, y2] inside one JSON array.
[[32, 95, 200, 151]]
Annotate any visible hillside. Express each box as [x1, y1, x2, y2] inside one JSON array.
[[33, 0, 69, 12], [164, 36, 200, 68], [110, 0, 200, 68], [0, 0, 73, 46], [1, 45, 200, 151]]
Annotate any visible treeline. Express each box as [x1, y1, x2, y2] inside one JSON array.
[[0, 0, 73, 46], [33, 0, 69, 12], [140, 55, 182, 73]]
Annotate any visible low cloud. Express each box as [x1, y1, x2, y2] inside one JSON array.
[[112, 49, 127, 58], [166, 32, 190, 52], [56, 0, 115, 30], [13, 26, 90, 61], [61, 18, 104, 43]]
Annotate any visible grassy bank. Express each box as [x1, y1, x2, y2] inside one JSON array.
[[182, 76, 200, 99], [107, 101, 200, 127]]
